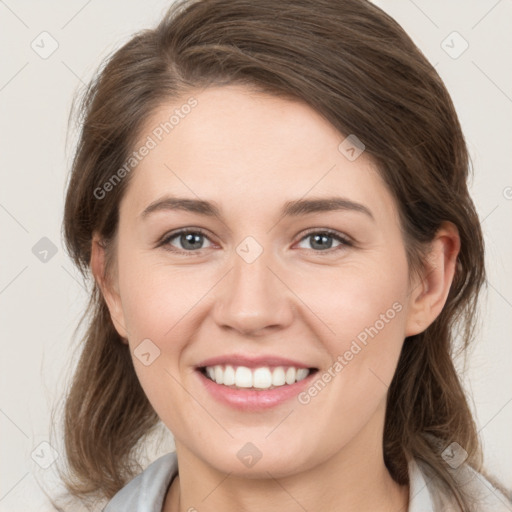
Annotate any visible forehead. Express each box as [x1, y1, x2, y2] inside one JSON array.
[[120, 85, 396, 223]]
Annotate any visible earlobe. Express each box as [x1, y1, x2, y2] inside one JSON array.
[[90, 233, 129, 342], [404, 222, 460, 337]]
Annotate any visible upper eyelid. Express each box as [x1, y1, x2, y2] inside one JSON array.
[[299, 227, 352, 242], [161, 227, 214, 244]]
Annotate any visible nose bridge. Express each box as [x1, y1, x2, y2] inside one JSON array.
[[213, 239, 292, 335]]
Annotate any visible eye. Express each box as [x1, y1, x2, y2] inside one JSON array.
[[159, 228, 213, 253], [296, 229, 352, 253], [158, 228, 352, 255]]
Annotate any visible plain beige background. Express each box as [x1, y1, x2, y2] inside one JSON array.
[[1, 0, 511, 509]]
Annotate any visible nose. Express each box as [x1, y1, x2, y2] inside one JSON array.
[[212, 248, 294, 337]]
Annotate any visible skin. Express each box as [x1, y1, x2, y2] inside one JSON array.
[[91, 85, 460, 512]]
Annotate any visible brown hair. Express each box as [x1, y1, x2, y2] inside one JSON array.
[[58, 0, 490, 508]]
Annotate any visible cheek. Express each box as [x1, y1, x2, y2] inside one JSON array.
[[294, 253, 409, 410], [116, 258, 209, 418], [117, 253, 209, 347], [294, 256, 409, 348]]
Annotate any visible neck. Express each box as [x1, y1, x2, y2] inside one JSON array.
[[163, 409, 409, 512]]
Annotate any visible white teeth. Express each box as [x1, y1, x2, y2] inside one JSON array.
[[296, 368, 309, 382], [214, 365, 224, 385], [204, 365, 311, 389], [223, 365, 235, 386], [272, 366, 286, 386], [285, 367, 296, 385], [235, 366, 253, 388], [253, 367, 272, 389]]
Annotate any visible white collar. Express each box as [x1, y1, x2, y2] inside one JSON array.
[[407, 458, 435, 512]]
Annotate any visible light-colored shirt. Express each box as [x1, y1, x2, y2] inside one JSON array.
[[103, 451, 512, 512]]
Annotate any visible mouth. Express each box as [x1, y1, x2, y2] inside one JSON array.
[[198, 364, 318, 391], [194, 354, 320, 410]]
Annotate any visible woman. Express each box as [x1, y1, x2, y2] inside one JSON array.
[[57, 0, 512, 510]]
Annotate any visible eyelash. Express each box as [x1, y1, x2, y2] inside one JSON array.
[[157, 227, 353, 256]]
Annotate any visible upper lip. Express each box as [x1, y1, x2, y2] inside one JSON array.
[[196, 354, 316, 369]]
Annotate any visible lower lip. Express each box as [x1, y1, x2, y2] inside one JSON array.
[[196, 369, 316, 411]]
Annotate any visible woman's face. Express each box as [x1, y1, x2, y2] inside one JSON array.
[[99, 85, 424, 477]]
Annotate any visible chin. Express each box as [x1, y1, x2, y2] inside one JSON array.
[[198, 440, 316, 479]]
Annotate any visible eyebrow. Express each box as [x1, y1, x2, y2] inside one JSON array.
[[140, 195, 374, 221]]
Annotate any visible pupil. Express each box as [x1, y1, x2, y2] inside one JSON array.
[[311, 234, 332, 250], [182, 233, 202, 249]]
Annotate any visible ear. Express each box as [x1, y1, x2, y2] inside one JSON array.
[[90, 233, 129, 343], [405, 222, 461, 337]]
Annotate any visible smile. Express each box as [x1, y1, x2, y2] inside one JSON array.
[[202, 365, 312, 390], [195, 354, 319, 410]]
